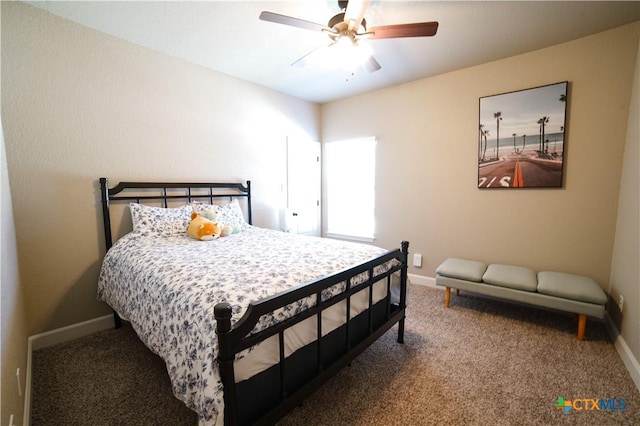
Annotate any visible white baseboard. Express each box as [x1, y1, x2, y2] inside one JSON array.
[[29, 314, 114, 351], [408, 273, 437, 288], [604, 312, 640, 392], [23, 314, 114, 425]]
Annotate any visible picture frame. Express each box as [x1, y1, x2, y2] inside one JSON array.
[[478, 81, 568, 188]]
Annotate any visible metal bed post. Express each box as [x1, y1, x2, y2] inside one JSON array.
[[245, 181, 252, 225], [215, 302, 238, 425], [99, 178, 122, 329], [99, 178, 113, 251], [397, 240, 409, 344]]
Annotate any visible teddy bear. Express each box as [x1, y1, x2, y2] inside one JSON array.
[[199, 207, 235, 237], [187, 211, 221, 241]]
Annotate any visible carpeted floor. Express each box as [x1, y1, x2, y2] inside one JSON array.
[[31, 285, 639, 425]]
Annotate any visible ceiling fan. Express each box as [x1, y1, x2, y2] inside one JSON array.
[[259, 0, 439, 73]]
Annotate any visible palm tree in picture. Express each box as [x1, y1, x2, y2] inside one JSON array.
[[537, 116, 549, 156], [479, 124, 485, 162], [482, 129, 489, 162], [558, 93, 566, 155], [494, 111, 502, 160], [513, 133, 526, 155], [553, 126, 564, 155]]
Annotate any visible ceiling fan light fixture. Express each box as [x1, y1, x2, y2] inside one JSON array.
[[353, 40, 373, 65], [332, 37, 372, 72]]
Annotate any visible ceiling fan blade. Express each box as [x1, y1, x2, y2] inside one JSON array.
[[344, 0, 370, 31], [259, 11, 329, 33], [368, 21, 439, 39], [363, 55, 381, 73]]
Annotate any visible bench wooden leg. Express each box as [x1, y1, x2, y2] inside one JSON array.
[[445, 287, 451, 308], [577, 314, 587, 341], [456, 289, 460, 296]]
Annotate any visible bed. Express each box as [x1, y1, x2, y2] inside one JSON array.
[[97, 178, 409, 425]]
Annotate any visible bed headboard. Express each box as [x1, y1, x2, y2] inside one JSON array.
[[99, 178, 251, 251]]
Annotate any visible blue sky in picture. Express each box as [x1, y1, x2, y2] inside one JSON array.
[[479, 82, 567, 138]]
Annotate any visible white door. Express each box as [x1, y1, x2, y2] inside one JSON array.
[[286, 137, 321, 236]]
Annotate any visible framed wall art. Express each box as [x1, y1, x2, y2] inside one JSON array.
[[478, 81, 568, 189]]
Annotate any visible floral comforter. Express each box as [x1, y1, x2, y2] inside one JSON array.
[[97, 226, 393, 425]]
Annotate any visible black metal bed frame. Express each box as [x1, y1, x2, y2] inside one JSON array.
[[98, 178, 409, 425]]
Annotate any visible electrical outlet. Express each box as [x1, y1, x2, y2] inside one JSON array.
[[618, 294, 624, 312], [413, 253, 422, 268]]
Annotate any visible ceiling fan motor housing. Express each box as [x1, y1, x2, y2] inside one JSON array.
[[328, 12, 366, 32]]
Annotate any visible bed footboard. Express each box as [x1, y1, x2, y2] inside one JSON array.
[[215, 241, 409, 425]]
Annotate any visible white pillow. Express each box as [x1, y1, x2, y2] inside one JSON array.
[[129, 203, 191, 236], [192, 199, 248, 230], [218, 199, 249, 230]]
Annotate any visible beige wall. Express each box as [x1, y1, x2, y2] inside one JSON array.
[[1, 2, 320, 337], [609, 39, 640, 373], [321, 20, 639, 373], [1, 2, 28, 423]]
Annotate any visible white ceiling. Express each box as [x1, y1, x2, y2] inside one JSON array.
[[26, 1, 640, 104]]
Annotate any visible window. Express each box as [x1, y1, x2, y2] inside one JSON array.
[[324, 137, 376, 241]]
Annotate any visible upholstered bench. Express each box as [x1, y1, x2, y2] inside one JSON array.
[[435, 258, 607, 341]]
